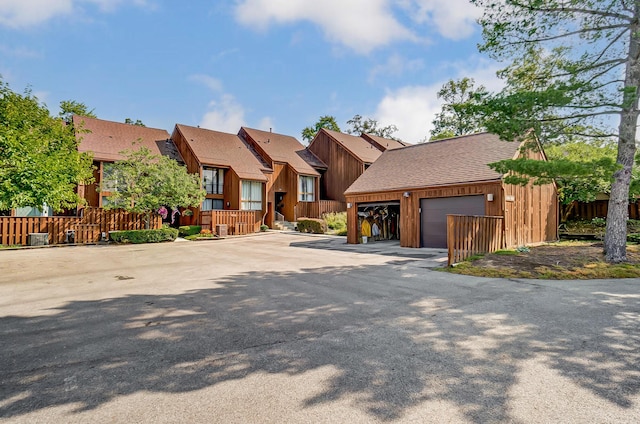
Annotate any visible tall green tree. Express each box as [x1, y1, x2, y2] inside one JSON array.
[[346, 114, 400, 140], [103, 147, 205, 228], [0, 80, 94, 212], [124, 118, 146, 127], [430, 77, 486, 141], [490, 140, 640, 222], [301, 115, 341, 143], [59, 100, 96, 124], [471, 0, 640, 262]]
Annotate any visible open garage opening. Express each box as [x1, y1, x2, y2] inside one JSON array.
[[356, 202, 400, 244]]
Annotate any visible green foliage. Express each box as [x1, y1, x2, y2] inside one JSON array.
[[346, 114, 400, 140], [302, 115, 341, 143], [58, 100, 96, 123], [323, 211, 347, 233], [470, 0, 639, 261], [627, 233, 640, 244], [109, 227, 178, 244], [260, 224, 269, 232], [430, 78, 486, 141], [103, 147, 205, 228], [124, 118, 145, 127], [297, 218, 327, 234], [0, 79, 95, 212], [178, 225, 202, 237]]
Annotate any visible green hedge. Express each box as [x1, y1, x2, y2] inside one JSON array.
[[178, 225, 201, 237], [110, 228, 179, 244], [297, 218, 327, 234]]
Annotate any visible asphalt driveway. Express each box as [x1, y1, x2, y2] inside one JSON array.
[[1, 232, 639, 423]]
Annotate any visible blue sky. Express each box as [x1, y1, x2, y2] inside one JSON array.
[[0, 0, 504, 143]]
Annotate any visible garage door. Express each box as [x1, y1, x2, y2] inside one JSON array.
[[421, 195, 485, 248]]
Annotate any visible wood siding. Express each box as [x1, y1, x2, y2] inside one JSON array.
[[308, 131, 365, 203], [503, 181, 558, 248], [346, 181, 504, 247]]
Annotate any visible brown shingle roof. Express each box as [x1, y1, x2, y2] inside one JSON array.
[[240, 127, 320, 176], [345, 132, 522, 195], [174, 124, 268, 182], [322, 129, 383, 164], [361, 133, 410, 151], [73, 115, 177, 162]]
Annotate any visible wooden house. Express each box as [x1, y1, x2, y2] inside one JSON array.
[[344, 133, 558, 248], [74, 115, 179, 208], [307, 129, 387, 203], [170, 124, 269, 225], [239, 127, 326, 226]]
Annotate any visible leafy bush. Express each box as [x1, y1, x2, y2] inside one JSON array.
[[323, 212, 347, 233], [297, 218, 327, 234], [260, 224, 269, 232], [178, 225, 201, 237], [200, 228, 212, 235], [627, 233, 640, 243], [109, 227, 178, 244]]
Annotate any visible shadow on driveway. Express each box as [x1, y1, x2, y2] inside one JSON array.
[[1, 264, 639, 422]]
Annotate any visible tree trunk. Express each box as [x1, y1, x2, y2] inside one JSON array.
[[604, 8, 640, 263]]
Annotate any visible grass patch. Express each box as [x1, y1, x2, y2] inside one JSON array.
[[0, 244, 20, 249], [494, 250, 519, 256], [440, 241, 640, 279]]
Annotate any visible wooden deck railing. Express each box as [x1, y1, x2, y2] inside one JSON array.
[[200, 210, 262, 235], [0, 207, 160, 246], [447, 215, 505, 266], [294, 200, 346, 220]]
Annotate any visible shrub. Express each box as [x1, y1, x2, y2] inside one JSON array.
[[323, 212, 347, 233], [178, 225, 201, 237], [200, 229, 212, 235], [260, 224, 269, 232], [627, 233, 640, 243], [297, 218, 327, 234], [109, 227, 178, 244]]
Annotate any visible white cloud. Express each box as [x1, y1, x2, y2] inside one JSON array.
[[200, 94, 246, 133], [234, 0, 417, 54], [398, 0, 482, 40], [368, 54, 425, 83], [0, 0, 153, 28], [188, 74, 224, 92], [374, 59, 503, 143], [257, 117, 275, 132]]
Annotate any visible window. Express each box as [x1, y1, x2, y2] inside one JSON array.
[[201, 199, 224, 211], [102, 163, 120, 192], [203, 168, 224, 194], [298, 176, 315, 202], [241, 181, 263, 210]]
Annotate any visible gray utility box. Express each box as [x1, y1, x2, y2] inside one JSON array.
[[215, 224, 228, 237], [28, 233, 49, 246]]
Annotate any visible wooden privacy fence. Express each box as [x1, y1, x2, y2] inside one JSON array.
[[565, 200, 640, 221], [447, 215, 505, 266], [294, 200, 346, 220], [200, 210, 262, 235], [0, 207, 160, 246]]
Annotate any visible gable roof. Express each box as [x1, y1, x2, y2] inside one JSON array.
[[361, 133, 410, 151], [240, 127, 321, 176], [73, 115, 178, 162], [173, 124, 268, 182], [345, 132, 522, 195], [322, 129, 383, 164]]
